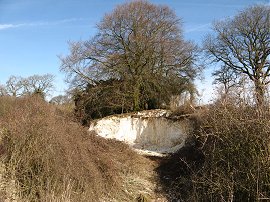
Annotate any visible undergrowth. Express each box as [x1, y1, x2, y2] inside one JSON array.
[[3, 96, 268, 201], [0, 96, 155, 201], [158, 102, 270, 201]]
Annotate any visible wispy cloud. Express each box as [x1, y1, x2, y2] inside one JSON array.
[[0, 18, 84, 31], [0, 24, 21, 30], [179, 2, 244, 9], [185, 23, 211, 33]]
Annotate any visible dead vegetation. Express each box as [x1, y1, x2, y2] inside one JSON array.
[[1, 95, 269, 201], [0, 96, 159, 201], [156, 102, 270, 201]]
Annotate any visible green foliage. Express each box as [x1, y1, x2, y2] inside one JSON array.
[[73, 78, 173, 123]]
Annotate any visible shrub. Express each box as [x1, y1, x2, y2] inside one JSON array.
[[0, 96, 153, 201], [192, 103, 270, 201], [158, 102, 270, 201]]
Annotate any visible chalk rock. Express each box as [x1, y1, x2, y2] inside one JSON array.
[[89, 109, 190, 154]]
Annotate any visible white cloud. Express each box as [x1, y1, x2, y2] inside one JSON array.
[[185, 23, 211, 33], [0, 24, 21, 30], [0, 18, 84, 31]]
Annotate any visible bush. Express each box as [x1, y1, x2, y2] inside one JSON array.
[[192, 103, 270, 201], [0, 96, 153, 201], [159, 102, 270, 201]]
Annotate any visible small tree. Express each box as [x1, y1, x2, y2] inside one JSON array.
[[204, 5, 270, 107]]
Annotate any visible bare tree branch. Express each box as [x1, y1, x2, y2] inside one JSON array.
[[204, 5, 270, 106], [60, 0, 200, 112]]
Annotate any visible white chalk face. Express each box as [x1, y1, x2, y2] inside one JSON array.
[[89, 110, 190, 154]]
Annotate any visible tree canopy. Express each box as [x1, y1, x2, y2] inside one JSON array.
[[204, 5, 270, 106], [1, 74, 54, 98], [60, 0, 199, 116]]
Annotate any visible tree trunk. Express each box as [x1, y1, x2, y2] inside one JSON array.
[[133, 79, 141, 111], [254, 79, 265, 108]]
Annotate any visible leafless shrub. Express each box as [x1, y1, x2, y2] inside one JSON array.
[[158, 101, 270, 201], [0, 96, 154, 201]]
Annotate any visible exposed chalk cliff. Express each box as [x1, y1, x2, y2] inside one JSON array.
[[89, 109, 191, 154]]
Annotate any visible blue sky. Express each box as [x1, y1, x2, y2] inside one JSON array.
[[0, 0, 269, 102]]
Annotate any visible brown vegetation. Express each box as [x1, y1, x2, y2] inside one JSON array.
[[157, 101, 270, 201], [1, 93, 270, 201], [0, 96, 156, 201], [1, 74, 54, 98]]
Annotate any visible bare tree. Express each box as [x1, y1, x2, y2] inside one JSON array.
[[213, 67, 252, 105], [212, 65, 239, 96], [204, 5, 270, 106], [0, 84, 7, 96], [3, 74, 54, 98], [22, 74, 55, 97], [5, 76, 24, 96], [60, 0, 199, 111]]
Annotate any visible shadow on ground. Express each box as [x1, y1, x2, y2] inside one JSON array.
[[148, 140, 204, 201]]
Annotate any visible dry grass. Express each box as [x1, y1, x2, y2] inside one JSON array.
[[170, 103, 196, 117], [0, 96, 157, 201]]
